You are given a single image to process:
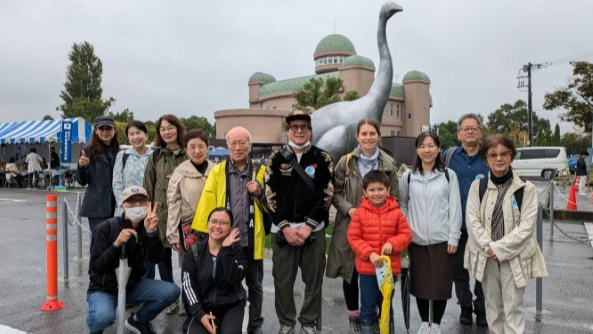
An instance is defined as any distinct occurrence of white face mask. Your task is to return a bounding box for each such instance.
[125,206,148,223]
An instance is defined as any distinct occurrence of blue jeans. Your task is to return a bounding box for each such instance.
[359,274,396,323]
[143,260,156,279]
[86,278,180,333]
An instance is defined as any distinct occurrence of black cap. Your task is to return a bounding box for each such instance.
[94,115,115,128]
[286,110,311,124]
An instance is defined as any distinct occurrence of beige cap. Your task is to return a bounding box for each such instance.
[121,186,149,203]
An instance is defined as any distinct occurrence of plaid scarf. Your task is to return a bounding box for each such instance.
[491,178,513,242]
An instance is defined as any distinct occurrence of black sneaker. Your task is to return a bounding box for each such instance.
[125,312,156,334]
[475,310,488,327]
[459,306,473,325]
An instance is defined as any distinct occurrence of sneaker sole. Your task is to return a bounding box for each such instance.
[124,320,141,334]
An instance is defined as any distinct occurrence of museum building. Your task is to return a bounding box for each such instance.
[214,34,432,143]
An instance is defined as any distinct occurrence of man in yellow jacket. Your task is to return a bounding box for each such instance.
[191,126,267,334]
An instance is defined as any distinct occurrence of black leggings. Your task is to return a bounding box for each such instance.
[343,269,359,311]
[158,247,174,283]
[188,301,246,334]
[416,298,447,324]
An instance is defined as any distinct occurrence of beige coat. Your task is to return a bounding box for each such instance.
[166,160,214,246]
[464,172,548,289]
[326,148,399,283]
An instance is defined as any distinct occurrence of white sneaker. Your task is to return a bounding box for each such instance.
[430,324,441,334]
[416,322,430,334]
[579,192,587,196]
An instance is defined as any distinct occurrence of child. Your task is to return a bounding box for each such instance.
[347,170,413,333]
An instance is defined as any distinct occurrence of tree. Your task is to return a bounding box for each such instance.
[432,121,458,149]
[42,115,54,121]
[486,100,551,146]
[180,116,215,138]
[552,124,561,146]
[56,41,114,123]
[543,61,593,131]
[109,108,134,123]
[294,77,343,112]
[561,132,590,154]
[344,91,360,101]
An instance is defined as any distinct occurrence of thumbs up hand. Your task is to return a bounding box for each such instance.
[79,150,89,167]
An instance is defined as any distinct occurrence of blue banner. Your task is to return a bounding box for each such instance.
[61,120,72,162]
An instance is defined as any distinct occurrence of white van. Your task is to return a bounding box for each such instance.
[511,146,568,179]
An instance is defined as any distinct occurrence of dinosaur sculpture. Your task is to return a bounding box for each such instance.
[311,2,402,162]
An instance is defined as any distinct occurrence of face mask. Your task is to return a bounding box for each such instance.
[125,206,148,223]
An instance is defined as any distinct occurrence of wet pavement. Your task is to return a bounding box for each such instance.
[0,180,592,334]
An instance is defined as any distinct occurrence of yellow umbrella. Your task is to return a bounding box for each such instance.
[375,255,395,334]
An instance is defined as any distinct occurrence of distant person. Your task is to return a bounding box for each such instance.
[50,147,61,186]
[465,135,547,333]
[78,115,119,234]
[6,157,24,187]
[182,207,247,334]
[25,147,43,189]
[327,118,399,332]
[443,113,489,327]
[143,114,187,314]
[85,186,180,334]
[576,151,589,195]
[400,131,462,334]
[112,120,153,217]
[347,170,412,333]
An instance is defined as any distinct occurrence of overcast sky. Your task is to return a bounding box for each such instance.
[1,0,591,134]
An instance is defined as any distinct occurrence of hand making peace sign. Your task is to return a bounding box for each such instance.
[144,202,159,233]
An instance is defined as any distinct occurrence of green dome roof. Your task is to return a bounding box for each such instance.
[314,34,356,55]
[248,72,276,84]
[402,70,430,83]
[390,83,405,99]
[259,72,340,97]
[343,55,375,69]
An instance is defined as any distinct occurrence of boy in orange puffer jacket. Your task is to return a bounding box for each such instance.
[347,170,413,333]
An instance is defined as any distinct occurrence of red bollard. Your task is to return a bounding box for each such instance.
[40,194,64,311]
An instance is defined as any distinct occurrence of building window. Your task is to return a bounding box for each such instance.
[396,104,400,118]
[408,113,411,120]
[391,130,395,136]
[390,102,394,116]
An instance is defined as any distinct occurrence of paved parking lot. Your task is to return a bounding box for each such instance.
[0,182,592,333]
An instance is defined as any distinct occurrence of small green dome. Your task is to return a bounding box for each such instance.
[343,55,375,69]
[314,34,356,55]
[390,83,405,99]
[248,72,276,84]
[402,70,430,83]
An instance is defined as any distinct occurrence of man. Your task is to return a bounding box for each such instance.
[50,147,61,186]
[265,110,334,334]
[86,186,180,334]
[445,113,489,327]
[25,147,43,189]
[576,151,589,195]
[191,126,266,334]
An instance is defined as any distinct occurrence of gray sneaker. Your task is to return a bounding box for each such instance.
[278,324,294,334]
[164,302,178,315]
[300,325,317,334]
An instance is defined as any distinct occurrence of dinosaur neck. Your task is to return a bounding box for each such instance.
[365,13,393,121]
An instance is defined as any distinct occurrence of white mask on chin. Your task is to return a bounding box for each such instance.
[125,206,148,223]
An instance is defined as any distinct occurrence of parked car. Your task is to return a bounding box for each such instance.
[511,146,568,180]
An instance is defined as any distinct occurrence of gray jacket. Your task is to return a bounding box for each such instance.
[399,168,462,246]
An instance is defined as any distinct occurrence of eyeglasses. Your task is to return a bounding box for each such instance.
[487,151,511,160]
[228,141,249,148]
[97,126,114,132]
[208,219,231,227]
[459,127,480,133]
[288,124,310,132]
[159,126,176,133]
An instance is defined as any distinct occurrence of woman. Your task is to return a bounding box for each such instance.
[143,114,187,313]
[465,135,547,334]
[399,132,462,334]
[167,129,214,325]
[113,120,153,216]
[25,148,43,188]
[6,157,25,187]
[182,207,247,334]
[78,115,119,233]
[326,118,399,332]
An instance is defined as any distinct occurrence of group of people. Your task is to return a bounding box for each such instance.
[3,146,61,188]
[83,111,547,334]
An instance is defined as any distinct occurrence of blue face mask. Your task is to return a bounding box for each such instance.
[125,206,148,223]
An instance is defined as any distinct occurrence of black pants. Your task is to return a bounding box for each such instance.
[416,298,447,324]
[187,300,246,334]
[343,268,359,311]
[245,251,264,331]
[157,247,174,283]
[454,230,485,312]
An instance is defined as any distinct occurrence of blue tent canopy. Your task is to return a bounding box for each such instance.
[208,147,229,158]
[0,117,92,144]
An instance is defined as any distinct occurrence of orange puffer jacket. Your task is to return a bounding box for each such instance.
[347,196,412,276]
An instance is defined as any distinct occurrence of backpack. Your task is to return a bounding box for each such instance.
[123,148,159,170]
[444,147,457,167]
[89,217,122,254]
[406,168,450,185]
[478,177,524,212]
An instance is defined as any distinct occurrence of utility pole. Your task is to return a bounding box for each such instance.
[517,62,544,146]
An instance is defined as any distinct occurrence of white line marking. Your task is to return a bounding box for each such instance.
[584,222,593,248]
[0,324,28,333]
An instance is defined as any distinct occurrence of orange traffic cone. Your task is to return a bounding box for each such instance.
[567,183,578,210]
